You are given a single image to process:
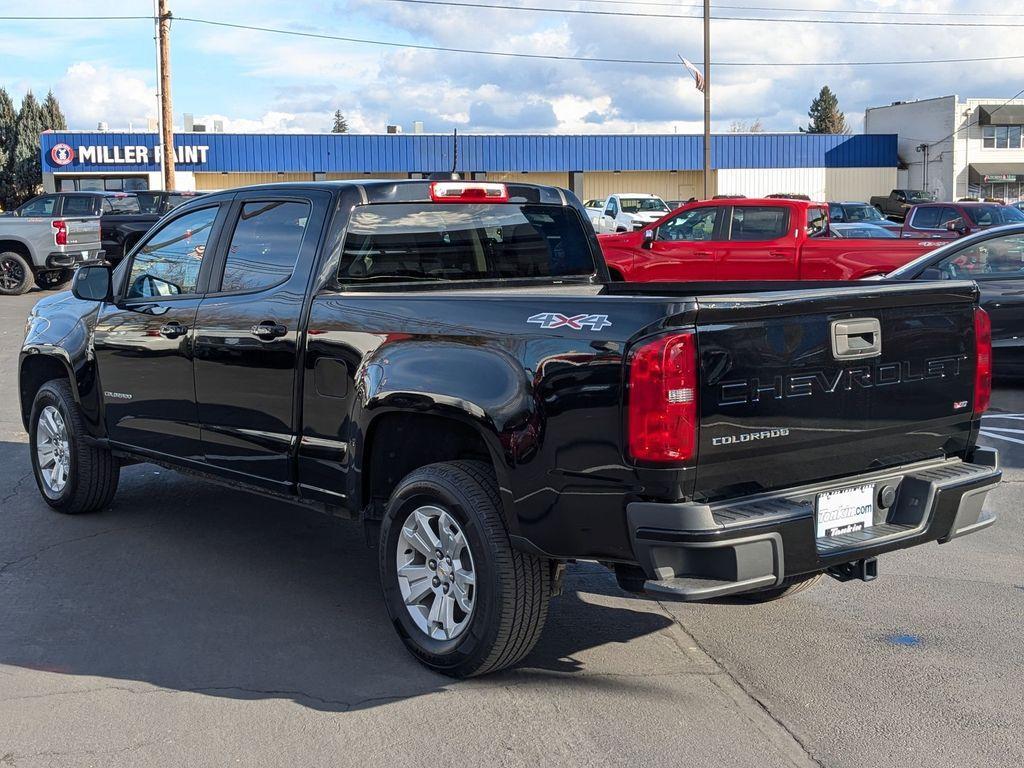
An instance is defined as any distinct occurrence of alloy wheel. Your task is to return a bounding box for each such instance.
[36,405,71,494]
[395,504,476,641]
[0,256,26,291]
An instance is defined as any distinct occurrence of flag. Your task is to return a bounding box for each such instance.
[679,56,705,93]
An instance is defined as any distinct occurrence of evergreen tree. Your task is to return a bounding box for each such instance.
[331,110,349,133]
[40,90,67,131]
[0,88,16,209]
[803,86,848,134]
[12,91,44,203]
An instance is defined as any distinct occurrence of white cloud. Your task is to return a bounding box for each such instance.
[55,63,155,130]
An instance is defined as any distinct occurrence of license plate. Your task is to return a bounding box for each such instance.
[816,484,874,538]
[81,250,89,259]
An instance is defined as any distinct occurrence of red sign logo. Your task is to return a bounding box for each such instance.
[50,143,75,166]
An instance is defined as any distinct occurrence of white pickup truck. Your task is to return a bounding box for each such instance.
[593,193,672,233]
[0,213,103,295]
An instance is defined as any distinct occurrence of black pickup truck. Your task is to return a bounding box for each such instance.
[19,180,1000,677]
[100,190,203,263]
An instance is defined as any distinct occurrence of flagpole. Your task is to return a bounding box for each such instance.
[703,0,711,199]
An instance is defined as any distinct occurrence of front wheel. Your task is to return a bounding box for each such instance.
[0,251,32,295]
[379,461,552,677]
[29,379,120,514]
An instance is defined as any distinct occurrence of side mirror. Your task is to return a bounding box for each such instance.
[920,267,944,280]
[946,218,968,235]
[71,264,113,302]
[642,228,655,248]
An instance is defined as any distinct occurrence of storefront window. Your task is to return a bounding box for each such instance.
[54,176,150,192]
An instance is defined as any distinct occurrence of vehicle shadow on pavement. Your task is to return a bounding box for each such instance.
[0,440,673,712]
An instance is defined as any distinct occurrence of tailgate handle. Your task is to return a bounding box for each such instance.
[831,318,881,360]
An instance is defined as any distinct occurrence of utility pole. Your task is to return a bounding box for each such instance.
[157,0,175,190]
[702,0,711,199]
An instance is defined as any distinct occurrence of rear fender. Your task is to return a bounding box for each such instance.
[352,341,536,535]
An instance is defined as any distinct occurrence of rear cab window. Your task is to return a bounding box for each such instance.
[729,206,789,240]
[337,203,596,285]
[61,195,98,217]
[102,195,142,215]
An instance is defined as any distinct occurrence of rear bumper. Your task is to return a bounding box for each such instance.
[627,448,1001,601]
[46,249,105,269]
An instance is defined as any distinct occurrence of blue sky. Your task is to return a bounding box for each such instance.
[1,0,1021,134]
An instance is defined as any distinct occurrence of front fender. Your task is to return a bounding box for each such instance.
[19,293,105,436]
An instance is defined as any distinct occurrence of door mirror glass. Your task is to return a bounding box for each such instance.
[71,265,113,302]
[642,228,655,248]
[946,218,966,234]
[920,267,944,280]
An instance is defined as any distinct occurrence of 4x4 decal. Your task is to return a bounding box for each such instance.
[527,312,612,331]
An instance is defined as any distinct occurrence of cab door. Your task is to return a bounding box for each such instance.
[633,205,724,281]
[92,202,230,460]
[192,189,330,489]
[717,204,799,280]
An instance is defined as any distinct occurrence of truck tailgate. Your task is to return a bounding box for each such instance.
[693,281,979,501]
[62,217,101,247]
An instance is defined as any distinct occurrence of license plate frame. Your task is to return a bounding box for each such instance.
[816,483,875,538]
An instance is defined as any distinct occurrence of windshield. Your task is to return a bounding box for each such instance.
[964,205,1024,227]
[339,203,597,284]
[906,191,935,203]
[619,197,669,214]
[843,204,885,222]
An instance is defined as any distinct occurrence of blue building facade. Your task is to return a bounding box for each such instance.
[38,131,899,201]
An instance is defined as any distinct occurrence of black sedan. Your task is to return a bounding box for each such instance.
[885,224,1024,376]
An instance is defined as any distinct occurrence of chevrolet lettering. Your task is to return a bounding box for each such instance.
[18,180,1000,678]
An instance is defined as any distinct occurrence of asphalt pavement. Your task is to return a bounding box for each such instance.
[1,287,1021,768]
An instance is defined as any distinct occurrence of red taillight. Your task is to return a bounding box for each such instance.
[52,220,68,246]
[429,181,509,203]
[627,332,699,463]
[974,307,992,416]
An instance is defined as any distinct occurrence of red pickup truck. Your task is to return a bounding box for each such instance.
[600,198,944,281]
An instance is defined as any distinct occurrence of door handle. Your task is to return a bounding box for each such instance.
[250,321,288,340]
[694,251,713,257]
[159,321,188,339]
[768,250,788,258]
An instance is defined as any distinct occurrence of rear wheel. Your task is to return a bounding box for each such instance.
[379,461,552,677]
[738,573,823,603]
[0,251,32,295]
[29,379,120,514]
[35,268,72,290]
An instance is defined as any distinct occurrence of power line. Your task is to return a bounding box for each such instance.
[4,14,1024,68]
[377,0,1024,27]
[553,0,1024,18]
[925,85,1024,149]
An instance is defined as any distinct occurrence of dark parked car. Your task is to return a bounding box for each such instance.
[901,201,1024,240]
[100,190,203,264]
[134,190,204,215]
[869,189,936,220]
[11,190,138,218]
[19,179,999,677]
[886,224,1024,376]
[827,201,902,234]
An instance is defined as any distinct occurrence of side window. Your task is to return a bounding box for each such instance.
[938,207,962,227]
[62,196,97,217]
[806,207,828,237]
[932,234,1024,279]
[911,207,941,229]
[658,207,719,242]
[18,195,57,217]
[219,200,311,293]
[126,207,218,299]
[730,206,789,241]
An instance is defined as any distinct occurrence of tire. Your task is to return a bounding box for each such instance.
[35,268,72,290]
[0,251,33,296]
[379,461,552,677]
[738,573,823,603]
[29,379,120,514]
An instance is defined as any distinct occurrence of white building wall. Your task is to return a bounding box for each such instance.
[716,167,827,201]
[865,96,957,200]
[824,167,898,201]
[958,97,1024,201]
